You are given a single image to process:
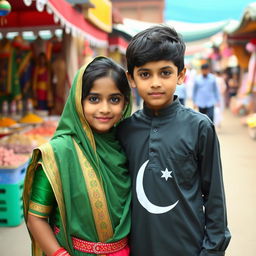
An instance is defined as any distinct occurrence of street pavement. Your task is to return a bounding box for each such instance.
[0,108,255,255]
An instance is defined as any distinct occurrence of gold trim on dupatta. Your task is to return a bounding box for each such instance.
[23,150,44,256]
[23,143,71,256]
[39,143,71,253]
[73,139,114,242]
[75,65,96,152]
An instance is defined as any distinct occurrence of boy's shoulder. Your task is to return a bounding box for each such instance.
[118,109,143,130]
[177,106,215,132]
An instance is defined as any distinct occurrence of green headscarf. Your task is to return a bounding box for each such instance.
[23,56,132,256]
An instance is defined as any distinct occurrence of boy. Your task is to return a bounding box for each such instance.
[117,25,231,256]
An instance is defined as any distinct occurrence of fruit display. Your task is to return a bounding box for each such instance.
[25,120,57,137]
[0,147,28,168]
[0,133,47,154]
[0,118,59,168]
[0,117,17,127]
[19,113,43,124]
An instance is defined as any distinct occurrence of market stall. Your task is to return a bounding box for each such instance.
[0,0,110,115]
[225,2,256,139]
[0,0,116,227]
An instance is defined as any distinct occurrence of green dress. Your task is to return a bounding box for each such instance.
[23,57,132,256]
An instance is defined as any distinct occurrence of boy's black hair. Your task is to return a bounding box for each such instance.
[82,56,131,102]
[126,25,186,78]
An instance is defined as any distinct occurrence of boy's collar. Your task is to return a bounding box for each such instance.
[143,96,180,117]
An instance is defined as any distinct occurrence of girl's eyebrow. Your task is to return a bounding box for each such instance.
[88,92,99,96]
[110,93,122,96]
[88,92,122,96]
[137,68,149,72]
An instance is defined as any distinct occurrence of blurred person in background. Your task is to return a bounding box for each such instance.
[174,82,187,105]
[192,63,220,122]
[214,70,227,129]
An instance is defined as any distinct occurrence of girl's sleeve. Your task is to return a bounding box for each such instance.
[28,165,55,218]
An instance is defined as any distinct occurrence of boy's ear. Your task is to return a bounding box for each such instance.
[177,67,186,85]
[126,71,137,88]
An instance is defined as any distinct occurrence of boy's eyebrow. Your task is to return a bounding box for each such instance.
[160,66,174,70]
[137,66,174,72]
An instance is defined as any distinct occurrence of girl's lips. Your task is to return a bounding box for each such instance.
[96,117,112,122]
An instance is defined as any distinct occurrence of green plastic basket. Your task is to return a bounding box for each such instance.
[0,179,24,226]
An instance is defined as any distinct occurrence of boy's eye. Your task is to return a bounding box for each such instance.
[161,70,171,77]
[139,72,150,79]
[88,96,99,103]
[110,96,121,104]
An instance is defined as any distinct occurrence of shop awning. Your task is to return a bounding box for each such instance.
[114,18,229,43]
[1,0,108,47]
[108,33,128,54]
[226,2,256,44]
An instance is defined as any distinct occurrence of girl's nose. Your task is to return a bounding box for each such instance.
[99,101,110,113]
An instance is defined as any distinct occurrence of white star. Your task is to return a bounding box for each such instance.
[161,168,173,181]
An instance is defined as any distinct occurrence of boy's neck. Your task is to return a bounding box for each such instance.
[144,100,175,117]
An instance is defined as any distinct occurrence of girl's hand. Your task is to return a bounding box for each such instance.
[51,247,71,256]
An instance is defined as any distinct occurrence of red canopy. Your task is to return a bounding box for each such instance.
[1,0,108,47]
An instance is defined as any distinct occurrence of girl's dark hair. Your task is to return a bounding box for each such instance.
[82,56,130,102]
[126,25,186,77]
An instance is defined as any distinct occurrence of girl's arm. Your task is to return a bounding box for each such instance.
[27,214,61,256]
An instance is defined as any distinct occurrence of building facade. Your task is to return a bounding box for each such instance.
[111,0,165,23]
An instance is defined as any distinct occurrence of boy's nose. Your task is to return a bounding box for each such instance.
[151,78,161,88]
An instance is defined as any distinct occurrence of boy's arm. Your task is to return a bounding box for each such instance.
[199,123,231,256]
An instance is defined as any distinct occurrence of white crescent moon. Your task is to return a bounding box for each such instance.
[136,160,179,214]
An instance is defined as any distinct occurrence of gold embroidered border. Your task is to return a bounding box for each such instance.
[28,211,48,219]
[23,150,50,256]
[29,201,52,216]
[73,139,113,242]
[75,65,96,151]
[39,143,71,252]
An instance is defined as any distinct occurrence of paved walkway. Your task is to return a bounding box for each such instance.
[218,110,256,256]
[0,109,256,255]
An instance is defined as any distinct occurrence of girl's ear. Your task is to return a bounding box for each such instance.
[126,71,137,88]
[177,67,186,85]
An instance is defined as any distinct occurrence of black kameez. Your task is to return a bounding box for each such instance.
[117,97,231,256]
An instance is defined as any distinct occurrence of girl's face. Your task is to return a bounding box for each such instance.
[82,76,125,133]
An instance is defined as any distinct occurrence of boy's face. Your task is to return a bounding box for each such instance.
[127,60,186,111]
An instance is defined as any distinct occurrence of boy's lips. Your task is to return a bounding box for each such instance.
[148,92,165,97]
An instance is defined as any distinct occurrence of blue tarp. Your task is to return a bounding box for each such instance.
[165,0,254,23]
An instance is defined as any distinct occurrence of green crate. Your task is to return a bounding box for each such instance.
[0,179,24,226]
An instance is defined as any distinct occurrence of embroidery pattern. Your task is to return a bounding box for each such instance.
[29,201,52,216]
[73,139,113,242]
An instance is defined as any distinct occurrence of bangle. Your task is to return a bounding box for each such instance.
[51,248,70,256]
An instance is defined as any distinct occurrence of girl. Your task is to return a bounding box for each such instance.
[23,56,132,256]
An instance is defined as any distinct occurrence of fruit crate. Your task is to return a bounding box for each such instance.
[0,179,24,226]
[0,160,29,184]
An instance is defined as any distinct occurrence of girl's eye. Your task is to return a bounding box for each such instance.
[110,96,121,104]
[139,72,150,79]
[88,96,99,103]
